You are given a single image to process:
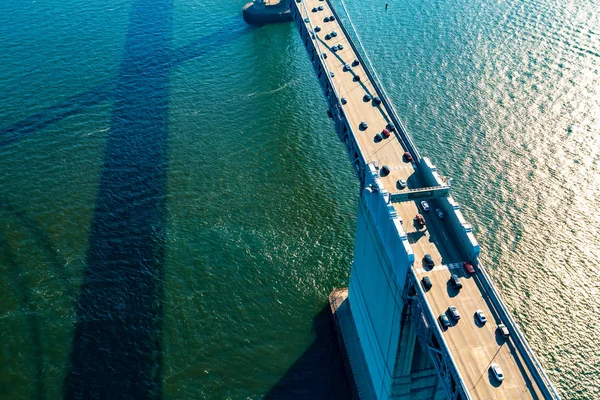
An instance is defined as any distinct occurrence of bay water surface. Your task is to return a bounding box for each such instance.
[0,0,598,398]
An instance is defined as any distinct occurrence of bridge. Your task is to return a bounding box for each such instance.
[245,0,560,398]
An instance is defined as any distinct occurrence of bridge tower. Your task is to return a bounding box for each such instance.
[331,165,446,399]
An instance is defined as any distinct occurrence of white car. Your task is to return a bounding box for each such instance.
[397,179,407,189]
[475,310,487,324]
[435,208,445,219]
[490,363,504,382]
[420,201,430,212]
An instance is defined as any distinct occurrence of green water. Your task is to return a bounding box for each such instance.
[0,0,598,398]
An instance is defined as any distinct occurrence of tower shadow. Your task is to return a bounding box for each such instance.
[264,306,352,400]
[63,0,173,398]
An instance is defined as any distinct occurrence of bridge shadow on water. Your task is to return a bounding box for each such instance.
[264,306,352,400]
[63,0,174,397]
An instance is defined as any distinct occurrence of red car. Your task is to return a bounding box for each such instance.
[382,129,390,138]
[463,261,475,275]
[404,151,413,162]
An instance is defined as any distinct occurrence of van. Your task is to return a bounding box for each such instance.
[497,324,510,338]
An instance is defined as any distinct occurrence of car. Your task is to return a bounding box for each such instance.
[463,261,475,275]
[439,313,451,329]
[314,26,321,32]
[325,33,331,40]
[450,273,462,289]
[341,97,347,105]
[352,59,360,66]
[373,96,382,105]
[332,45,338,51]
[435,208,445,219]
[331,30,338,37]
[312,7,318,12]
[343,64,351,71]
[415,214,425,225]
[424,254,434,268]
[304,17,310,23]
[337,43,344,50]
[403,151,413,162]
[387,122,396,131]
[497,324,510,338]
[490,363,504,382]
[422,276,432,290]
[353,74,361,82]
[329,71,335,77]
[448,305,460,320]
[363,93,372,102]
[381,129,390,138]
[323,16,330,22]
[329,15,335,20]
[380,165,390,175]
[397,179,406,189]
[322,53,328,59]
[318,5,324,10]
[475,310,487,324]
[420,201,430,212]
[374,133,383,142]
[359,121,368,130]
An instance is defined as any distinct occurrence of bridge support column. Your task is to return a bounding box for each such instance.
[391,305,445,399]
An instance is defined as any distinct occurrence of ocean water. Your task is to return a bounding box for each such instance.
[0,0,598,398]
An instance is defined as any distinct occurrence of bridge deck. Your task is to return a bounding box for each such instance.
[295,0,546,398]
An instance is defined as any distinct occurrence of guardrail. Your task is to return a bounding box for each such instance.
[476,261,561,399]
[327,0,422,163]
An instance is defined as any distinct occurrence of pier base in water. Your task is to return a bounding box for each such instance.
[243,0,292,25]
[330,288,377,399]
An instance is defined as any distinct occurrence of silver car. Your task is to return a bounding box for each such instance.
[435,208,445,219]
[420,201,430,212]
[490,363,504,382]
[448,305,460,320]
[475,310,487,324]
[397,179,407,189]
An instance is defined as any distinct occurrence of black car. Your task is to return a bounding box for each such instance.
[373,96,382,105]
[380,165,390,175]
[439,313,451,329]
[353,74,361,82]
[352,59,360,67]
[424,254,434,268]
[450,274,462,289]
[363,93,372,102]
[422,276,432,290]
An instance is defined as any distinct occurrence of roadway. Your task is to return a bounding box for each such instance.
[295,0,545,398]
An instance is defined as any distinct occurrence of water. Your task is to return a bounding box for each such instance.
[0,0,598,398]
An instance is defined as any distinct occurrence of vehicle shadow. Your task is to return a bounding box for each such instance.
[446,279,460,298]
[488,368,502,388]
[406,230,426,245]
[264,306,352,400]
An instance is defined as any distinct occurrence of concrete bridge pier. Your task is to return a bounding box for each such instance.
[330,166,446,399]
[243,0,292,25]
